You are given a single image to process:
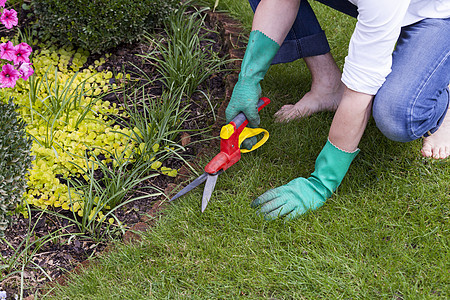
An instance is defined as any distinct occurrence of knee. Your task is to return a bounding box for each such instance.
[372,89,413,142]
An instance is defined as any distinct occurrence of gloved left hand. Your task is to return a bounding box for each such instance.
[251,139,359,220]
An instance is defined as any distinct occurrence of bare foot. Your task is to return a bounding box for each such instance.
[421,107,450,159]
[274,53,344,122]
[274,82,344,122]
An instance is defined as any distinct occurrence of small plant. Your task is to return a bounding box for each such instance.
[27,67,100,148]
[6,40,140,221]
[0,98,33,236]
[119,85,189,162]
[141,4,230,98]
[40,68,94,122]
[54,146,164,238]
[32,0,179,53]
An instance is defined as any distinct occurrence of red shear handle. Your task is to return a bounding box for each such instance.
[204,97,270,174]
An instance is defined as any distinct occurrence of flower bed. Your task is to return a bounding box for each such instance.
[0,3,235,298]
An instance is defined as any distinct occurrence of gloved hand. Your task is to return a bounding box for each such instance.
[226,30,279,150]
[251,139,359,220]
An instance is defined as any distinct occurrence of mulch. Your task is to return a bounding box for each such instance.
[0,7,247,300]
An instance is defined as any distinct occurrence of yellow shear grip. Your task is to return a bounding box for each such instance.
[238,127,269,153]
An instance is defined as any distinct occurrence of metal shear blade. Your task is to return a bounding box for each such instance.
[201,173,219,212]
[169,170,223,212]
[169,172,208,202]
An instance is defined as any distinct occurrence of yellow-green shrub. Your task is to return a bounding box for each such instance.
[1,39,177,222]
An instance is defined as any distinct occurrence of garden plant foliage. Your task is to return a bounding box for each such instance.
[141,5,228,99]
[1,1,217,239]
[0,0,34,237]
[32,0,179,53]
[0,35,177,233]
[0,99,32,236]
[0,0,232,295]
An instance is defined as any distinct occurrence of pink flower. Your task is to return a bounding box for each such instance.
[12,42,32,64]
[17,42,32,54]
[0,63,20,88]
[0,41,15,61]
[17,62,34,81]
[0,0,7,8]
[0,9,18,29]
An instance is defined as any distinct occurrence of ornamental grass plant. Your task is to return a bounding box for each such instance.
[1,205,78,300]
[118,84,190,166]
[141,3,231,99]
[43,145,164,239]
[27,68,100,149]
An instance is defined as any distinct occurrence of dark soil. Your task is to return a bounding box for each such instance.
[0,7,237,299]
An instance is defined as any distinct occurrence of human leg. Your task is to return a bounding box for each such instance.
[248,0,331,63]
[226,0,302,149]
[274,52,344,121]
[372,18,450,159]
[250,0,301,45]
[254,0,358,121]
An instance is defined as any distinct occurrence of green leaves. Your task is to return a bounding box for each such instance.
[140,5,231,99]
[0,99,33,236]
[58,145,163,238]
[32,0,179,53]
[1,205,78,298]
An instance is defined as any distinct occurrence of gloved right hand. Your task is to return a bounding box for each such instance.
[251,139,359,220]
[225,30,280,150]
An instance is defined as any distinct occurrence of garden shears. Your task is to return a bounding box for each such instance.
[170,97,271,212]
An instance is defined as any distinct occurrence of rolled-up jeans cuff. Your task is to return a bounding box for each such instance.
[272,30,330,65]
[422,88,450,138]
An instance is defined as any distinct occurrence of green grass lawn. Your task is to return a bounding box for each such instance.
[47,1,449,299]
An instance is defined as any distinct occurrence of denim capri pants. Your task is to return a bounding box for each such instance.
[248,0,450,142]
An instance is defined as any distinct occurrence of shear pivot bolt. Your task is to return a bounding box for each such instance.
[220,124,235,139]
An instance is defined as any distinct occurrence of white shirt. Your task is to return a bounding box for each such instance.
[342,0,450,95]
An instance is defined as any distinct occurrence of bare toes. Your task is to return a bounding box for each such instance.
[274,111,287,122]
[274,106,290,116]
[275,112,293,123]
[439,146,449,159]
[433,150,440,159]
[275,104,294,114]
[421,143,433,158]
[274,106,294,122]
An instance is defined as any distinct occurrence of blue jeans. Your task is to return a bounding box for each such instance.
[248,0,450,141]
[373,18,450,141]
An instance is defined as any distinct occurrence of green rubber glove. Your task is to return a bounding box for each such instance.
[226,30,279,150]
[251,140,359,220]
